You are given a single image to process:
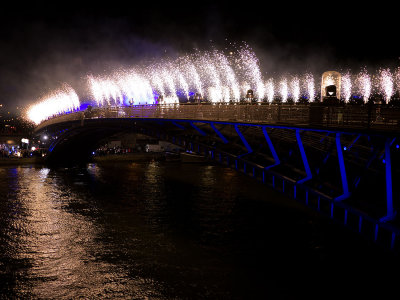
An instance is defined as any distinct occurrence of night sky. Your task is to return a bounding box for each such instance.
[1,2,399,111]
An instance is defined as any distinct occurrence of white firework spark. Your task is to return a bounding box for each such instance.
[394,67,400,94]
[304,73,315,102]
[26,85,80,124]
[341,72,352,102]
[214,50,240,102]
[279,78,288,102]
[357,69,371,103]
[265,78,274,102]
[238,45,265,100]
[379,68,393,104]
[291,76,300,102]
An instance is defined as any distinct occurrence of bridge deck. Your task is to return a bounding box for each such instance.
[35,104,400,135]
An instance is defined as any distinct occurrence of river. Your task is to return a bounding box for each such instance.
[0,161,399,299]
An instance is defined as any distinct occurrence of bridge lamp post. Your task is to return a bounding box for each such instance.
[321,71,341,104]
[194,93,202,104]
[157,94,164,105]
[245,89,254,103]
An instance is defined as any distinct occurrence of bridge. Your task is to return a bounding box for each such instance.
[34,103,400,251]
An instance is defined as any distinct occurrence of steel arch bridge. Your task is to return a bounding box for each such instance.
[34,103,400,251]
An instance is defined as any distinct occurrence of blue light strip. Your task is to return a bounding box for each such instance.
[234,125,252,157]
[296,129,312,184]
[262,126,280,169]
[347,134,360,151]
[335,133,350,201]
[210,122,228,143]
[380,138,395,222]
[171,121,185,130]
[190,122,207,136]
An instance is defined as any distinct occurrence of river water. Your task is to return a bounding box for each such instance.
[1,161,400,299]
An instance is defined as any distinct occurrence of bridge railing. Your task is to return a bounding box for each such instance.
[35,103,400,133]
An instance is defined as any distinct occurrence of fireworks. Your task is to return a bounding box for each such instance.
[304,73,315,101]
[357,69,371,103]
[214,50,240,101]
[238,45,265,100]
[199,52,223,103]
[265,78,274,102]
[26,85,80,124]
[290,76,300,102]
[279,78,288,102]
[379,68,394,104]
[341,72,352,102]
[25,42,400,125]
[394,67,400,94]
[89,71,154,106]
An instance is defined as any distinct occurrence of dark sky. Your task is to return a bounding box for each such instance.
[1,2,399,111]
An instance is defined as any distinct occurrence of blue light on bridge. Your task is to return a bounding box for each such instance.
[153,90,160,104]
[79,102,91,111]
[122,95,131,106]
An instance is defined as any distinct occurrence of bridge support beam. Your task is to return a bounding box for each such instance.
[347,134,361,151]
[334,133,350,201]
[190,122,207,136]
[171,121,185,130]
[234,125,252,158]
[262,126,280,170]
[210,122,228,144]
[296,129,312,184]
[380,138,396,222]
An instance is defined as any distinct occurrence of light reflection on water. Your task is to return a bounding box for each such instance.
[1,164,166,299]
[1,162,399,299]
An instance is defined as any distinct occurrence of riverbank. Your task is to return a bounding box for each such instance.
[0,152,197,166]
[92,152,171,163]
[0,156,45,166]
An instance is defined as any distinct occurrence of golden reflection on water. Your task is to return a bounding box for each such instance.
[1,161,284,299]
[2,160,394,299]
[4,166,163,299]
